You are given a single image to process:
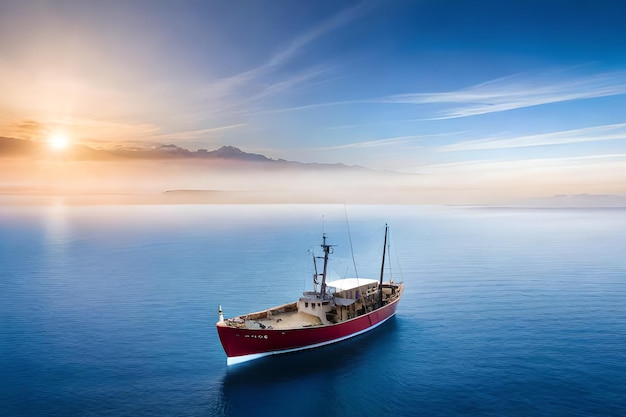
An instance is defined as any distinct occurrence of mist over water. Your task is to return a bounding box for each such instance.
[1,203,625,416]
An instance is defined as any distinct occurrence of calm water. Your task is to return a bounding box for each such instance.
[1,203,625,416]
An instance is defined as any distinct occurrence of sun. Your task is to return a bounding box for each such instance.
[48,133,70,151]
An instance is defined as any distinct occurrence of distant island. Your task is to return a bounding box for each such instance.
[514,194,626,208]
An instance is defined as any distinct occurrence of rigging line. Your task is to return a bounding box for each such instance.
[388,227,404,283]
[387,226,393,283]
[343,203,359,279]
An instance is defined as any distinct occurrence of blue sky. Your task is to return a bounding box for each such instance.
[1,0,626,200]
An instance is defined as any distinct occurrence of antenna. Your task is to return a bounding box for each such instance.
[312,250,319,292]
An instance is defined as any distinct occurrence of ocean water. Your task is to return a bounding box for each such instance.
[1,203,625,416]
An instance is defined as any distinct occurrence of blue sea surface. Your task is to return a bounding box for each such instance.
[1,203,625,416]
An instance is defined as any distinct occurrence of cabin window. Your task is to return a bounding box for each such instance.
[323,301,329,306]
[312,303,315,310]
[305,302,309,308]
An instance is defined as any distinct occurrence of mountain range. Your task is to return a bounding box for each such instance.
[0,136,366,171]
[2,137,625,207]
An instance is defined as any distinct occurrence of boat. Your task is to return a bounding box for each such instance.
[216,225,404,365]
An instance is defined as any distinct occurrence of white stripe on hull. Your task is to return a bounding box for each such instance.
[226,312,397,366]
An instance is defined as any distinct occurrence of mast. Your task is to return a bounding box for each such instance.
[319,233,332,299]
[378,224,388,307]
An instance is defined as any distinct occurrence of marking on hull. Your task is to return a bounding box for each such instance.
[226,312,397,366]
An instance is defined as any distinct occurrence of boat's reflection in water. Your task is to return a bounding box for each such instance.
[215,317,399,415]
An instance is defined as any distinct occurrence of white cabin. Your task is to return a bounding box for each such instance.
[297,278,379,325]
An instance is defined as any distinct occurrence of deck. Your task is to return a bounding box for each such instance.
[245,311,322,330]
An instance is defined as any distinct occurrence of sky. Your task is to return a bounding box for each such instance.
[1,0,626,203]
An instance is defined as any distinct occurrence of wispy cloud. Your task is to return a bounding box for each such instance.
[267,1,375,69]
[399,154,626,196]
[198,1,374,116]
[313,132,455,151]
[0,117,161,143]
[384,70,626,119]
[421,152,626,172]
[317,136,422,151]
[220,66,335,114]
[148,124,246,142]
[255,99,366,115]
[436,123,626,152]
[326,124,361,130]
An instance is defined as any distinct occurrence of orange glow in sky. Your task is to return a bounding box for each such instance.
[1,1,625,204]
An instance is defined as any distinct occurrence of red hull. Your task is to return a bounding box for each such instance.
[216,294,401,365]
